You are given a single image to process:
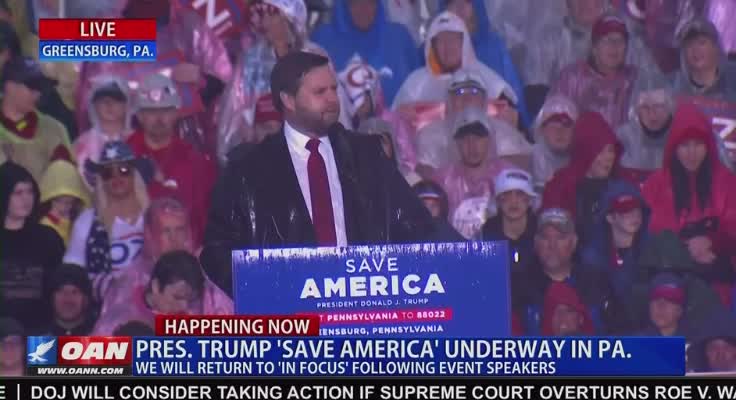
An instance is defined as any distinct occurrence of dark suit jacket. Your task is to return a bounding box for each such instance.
[200,126,457,295]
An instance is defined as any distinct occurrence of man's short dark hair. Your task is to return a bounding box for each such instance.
[151,250,205,295]
[454,121,489,139]
[270,51,330,113]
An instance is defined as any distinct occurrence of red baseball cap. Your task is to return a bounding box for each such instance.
[592,14,629,43]
[609,194,641,214]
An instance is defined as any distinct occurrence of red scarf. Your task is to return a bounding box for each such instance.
[0,111,38,139]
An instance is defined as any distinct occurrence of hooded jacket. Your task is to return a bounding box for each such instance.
[437,0,529,127]
[642,102,736,251]
[531,95,578,192]
[580,180,651,333]
[39,160,91,246]
[616,93,674,175]
[540,281,595,336]
[542,112,624,228]
[72,75,133,188]
[310,0,419,105]
[0,162,65,334]
[392,11,515,109]
[674,18,736,102]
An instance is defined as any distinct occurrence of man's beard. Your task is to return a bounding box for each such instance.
[295,106,339,135]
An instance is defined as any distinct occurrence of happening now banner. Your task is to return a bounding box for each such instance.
[232,242,511,338]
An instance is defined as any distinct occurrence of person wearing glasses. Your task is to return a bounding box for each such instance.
[63,141,151,301]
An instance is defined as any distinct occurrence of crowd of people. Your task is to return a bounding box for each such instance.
[1,0,736,375]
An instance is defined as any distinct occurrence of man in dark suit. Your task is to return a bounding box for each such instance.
[201,51,456,295]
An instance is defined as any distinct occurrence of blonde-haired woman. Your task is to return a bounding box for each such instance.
[64,141,151,301]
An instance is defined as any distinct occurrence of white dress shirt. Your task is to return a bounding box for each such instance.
[284,121,348,246]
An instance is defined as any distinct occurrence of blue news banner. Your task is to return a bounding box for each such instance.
[131,337,685,376]
[39,40,157,62]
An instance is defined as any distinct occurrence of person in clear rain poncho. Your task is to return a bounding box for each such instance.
[616,75,676,182]
[550,13,639,129]
[437,0,530,127]
[412,67,528,179]
[73,75,134,189]
[216,0,353,165]
[75,0,233,158]
[433,107,513,239]
[674,17,736,102]
[392,11,510,109]
[531,95,579,193]
[524,0,659,89]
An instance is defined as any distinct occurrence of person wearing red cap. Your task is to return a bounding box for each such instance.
[549,13,639,129]
[641,273,688,337]
[541,281,595,336]
[523,0,660,90]
[642,102,736,306]
[542,111,629,237]
[580,180,650,333]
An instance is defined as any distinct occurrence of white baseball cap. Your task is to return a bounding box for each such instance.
[494,168,536,198]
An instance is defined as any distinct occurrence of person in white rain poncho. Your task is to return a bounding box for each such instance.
[618,74,735,181]
[72,76,134,189]
[673,17,736,102]
[531,95,579,193]
[413,67,529,178]
[616,77,675,181]
[391,11,511,109]
[433,108,514,239]
[216,0,351,165]
[524,0,660,88]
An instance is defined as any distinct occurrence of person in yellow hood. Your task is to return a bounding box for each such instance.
[39,160,91,246]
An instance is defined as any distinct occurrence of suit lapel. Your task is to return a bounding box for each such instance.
[263,133,316,245]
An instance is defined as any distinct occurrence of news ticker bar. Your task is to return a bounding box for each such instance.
[38,41,156,62]
[0,378,735,400]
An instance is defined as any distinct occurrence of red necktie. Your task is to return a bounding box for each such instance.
[306,139,337,245]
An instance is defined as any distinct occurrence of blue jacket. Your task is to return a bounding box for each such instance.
[311,0,420,105]
[580,180,651,333]
[437,0,530,128]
